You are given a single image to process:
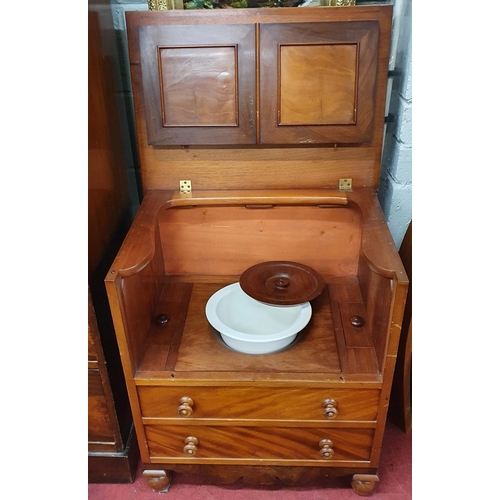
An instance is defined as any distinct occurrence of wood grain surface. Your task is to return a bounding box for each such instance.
[145,425,374,463]
[103,7,410,491]
[138,385,380,422]
[125,6,392,191]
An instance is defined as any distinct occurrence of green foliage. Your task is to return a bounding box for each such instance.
[184,0,256,7]
[184,0,214,8]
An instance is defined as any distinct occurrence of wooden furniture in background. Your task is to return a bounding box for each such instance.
[389,220,412,433]
[88,3,139,483]
[106,6,408,496]
[88,291,139,482]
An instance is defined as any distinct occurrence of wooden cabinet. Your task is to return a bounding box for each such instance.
[135,9,385,146]
[88,292,139,482]
[106,6,406,496]
[88,3,139,483]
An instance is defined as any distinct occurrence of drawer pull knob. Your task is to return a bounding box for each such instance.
[183,436,199,456]
[178,397,194,417]
[319,439,334,459]
[350,315,364,327]
[323,398,338,419]
[156,314,170,325]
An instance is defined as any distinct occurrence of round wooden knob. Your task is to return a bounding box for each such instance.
[350,315,364,327]
[323,398,338,419]
[319,439,334,459]
[156,314,170,325]
[274,277,290,288]
[177,397,194,417]
[183,436,199,456]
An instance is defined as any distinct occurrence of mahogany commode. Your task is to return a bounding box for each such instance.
[105,5,408,496]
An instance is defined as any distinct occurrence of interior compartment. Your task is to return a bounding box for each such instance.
[106,190,402,384]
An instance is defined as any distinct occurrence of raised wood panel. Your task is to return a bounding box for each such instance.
[144,425,374,462]
[260,21,379,144]
[139,23,256,145]
[138,386,380,421]
[280,43,357,126]
[160,46,238,127]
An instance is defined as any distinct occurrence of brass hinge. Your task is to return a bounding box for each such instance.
[179,180,192,194]
[339,178,353,192]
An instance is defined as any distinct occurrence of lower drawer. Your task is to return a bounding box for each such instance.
[144,425,374,462]
[88,369,114,444]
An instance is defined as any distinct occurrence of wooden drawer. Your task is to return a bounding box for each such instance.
[138,386,380,422]
[88,369,114,444]
[145,425,374,462]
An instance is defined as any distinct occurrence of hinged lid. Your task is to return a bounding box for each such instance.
[125,6,393,192]
[239,261,325,306]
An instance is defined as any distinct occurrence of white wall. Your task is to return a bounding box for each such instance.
[378,0,412,248]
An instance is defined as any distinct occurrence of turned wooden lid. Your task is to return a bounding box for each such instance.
[239,261,324,306]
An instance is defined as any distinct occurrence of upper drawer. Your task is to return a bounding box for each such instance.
[138,386,380,422]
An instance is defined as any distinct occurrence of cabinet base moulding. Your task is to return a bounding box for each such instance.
[88,427,140,484]
[143,464,379,493]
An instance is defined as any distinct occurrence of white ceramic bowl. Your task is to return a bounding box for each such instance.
[205,283,312,354]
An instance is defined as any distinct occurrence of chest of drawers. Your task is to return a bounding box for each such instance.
[105,5,408,496]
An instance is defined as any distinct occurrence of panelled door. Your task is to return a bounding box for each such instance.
[259,21,379,145]
[139,23,256,145]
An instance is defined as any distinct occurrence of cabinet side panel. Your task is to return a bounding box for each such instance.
[357,258,393,370]
[117,228,165,373]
